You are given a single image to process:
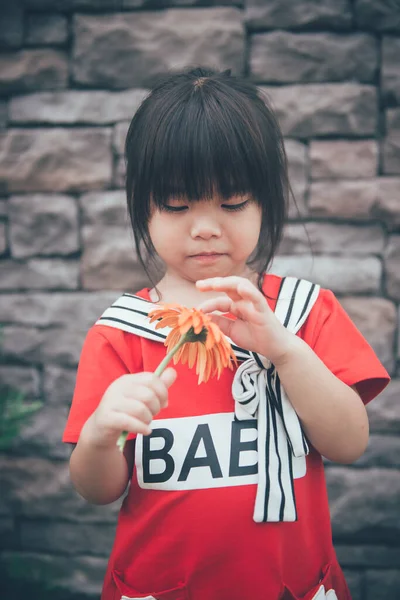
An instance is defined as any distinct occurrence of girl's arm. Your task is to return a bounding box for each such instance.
[69,369,176,504]
[197,277,369,464]
[273,335,368,463]
[69,418,133,505]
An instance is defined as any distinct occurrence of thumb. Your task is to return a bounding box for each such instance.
[159,367,177,388]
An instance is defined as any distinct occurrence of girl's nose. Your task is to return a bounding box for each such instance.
[190,215,222,240]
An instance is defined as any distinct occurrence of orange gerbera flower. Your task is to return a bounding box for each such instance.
[148,304,237,384]
[117,303,237,451]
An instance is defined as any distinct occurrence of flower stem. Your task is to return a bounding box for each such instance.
[154,335,186,376]
[116,335,188,452]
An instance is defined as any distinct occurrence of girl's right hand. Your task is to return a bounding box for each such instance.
[83,368,177,449]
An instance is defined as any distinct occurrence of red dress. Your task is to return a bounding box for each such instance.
[63,274,390,600]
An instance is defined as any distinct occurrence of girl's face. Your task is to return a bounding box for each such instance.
[148,194,262,283]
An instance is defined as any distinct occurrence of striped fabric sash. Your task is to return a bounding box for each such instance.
[96,276,320,522]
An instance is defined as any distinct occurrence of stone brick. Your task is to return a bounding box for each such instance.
[279,223,384,255]
[113,120,130,155]
[0,258,79,290]
[0,50,68,95]
[41,329,87,367]
[8,194,79,258]
[262,84,377,138]
[0,3,23,49]
[25,13,69,46]
[342,570,362,600]
[0,221,7,255]
[10,89,148,125]
[15,404,71,460]
[43,365,77,406]
[0,326,87,367]
[0,456,122,522]
[383,109,400,174]
[367,379,400,433]
[309,178,400,227]
[122,0,244,5]
[285,139,308,217]
[80,190,127,227]
[370,178,400,228]
[355,0,400,32]
[340,297,397,373]
[310,141,378,179]
[250,32,377,83]
[398,307,400,362]
[382,37,400,105]
[0,327,46,366]
[25,0,124,7]
[327,467,400,543]
[354,435,400,468]
[113,154,126,189]
[20,520,115,556]
[80,190,150,290]
[384,235,400,300]
[0,129,112,193]
[0,101,7,128]
[0,551,106,596]
[82,226,150,291]
[0,197,7,217]
[365,570,400,600]
[386,108,400,133]
[271,255,381,295]
[0,292,119,328]
[0,517,14,551]
[336,544,400,568]
[0,366,40,399]
[72,10,244,89]
[245,0,352,31]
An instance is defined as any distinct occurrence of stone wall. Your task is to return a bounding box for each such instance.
[0,1,399,598]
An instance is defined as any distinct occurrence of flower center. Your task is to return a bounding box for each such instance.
[184,326,208,344]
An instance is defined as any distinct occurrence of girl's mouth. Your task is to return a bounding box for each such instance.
[190,253,225,263]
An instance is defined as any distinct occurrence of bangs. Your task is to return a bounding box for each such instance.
[126,79,281,210]
[143,96,266,206]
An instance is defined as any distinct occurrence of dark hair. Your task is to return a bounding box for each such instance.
[125,67,289,291]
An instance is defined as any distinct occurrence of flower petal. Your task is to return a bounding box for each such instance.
[188,342,198,369]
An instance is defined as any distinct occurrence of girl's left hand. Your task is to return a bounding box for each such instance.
[196,276,295,365]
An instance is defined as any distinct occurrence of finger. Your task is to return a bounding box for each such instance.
[197,276,256,302]
[196,276,242,300]
[126,387,162,416]
[236,280,268,313]
[197,296,233,314]
[110,412,152,437]
[122,373,169,409]
[127,400,154,425]
[159,367,177,389]
[231,300,263,323]
[197,276,242,290]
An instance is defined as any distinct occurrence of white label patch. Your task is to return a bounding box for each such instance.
[135,412,306,491]
[121,597,155,600]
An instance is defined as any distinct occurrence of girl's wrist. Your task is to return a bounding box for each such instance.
[271,334,308,369]
[80,415,119,453]
[259,328,304,368]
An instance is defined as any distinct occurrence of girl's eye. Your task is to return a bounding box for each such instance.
[161,204,188,213]
[222,200,249,212]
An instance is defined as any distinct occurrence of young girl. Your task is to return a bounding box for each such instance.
[63,68,390,600]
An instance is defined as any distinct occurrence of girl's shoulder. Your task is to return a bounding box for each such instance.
[263,272,341,340]
[83,287,154,366]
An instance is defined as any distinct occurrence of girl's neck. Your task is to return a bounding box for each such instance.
[149,267,259,307]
